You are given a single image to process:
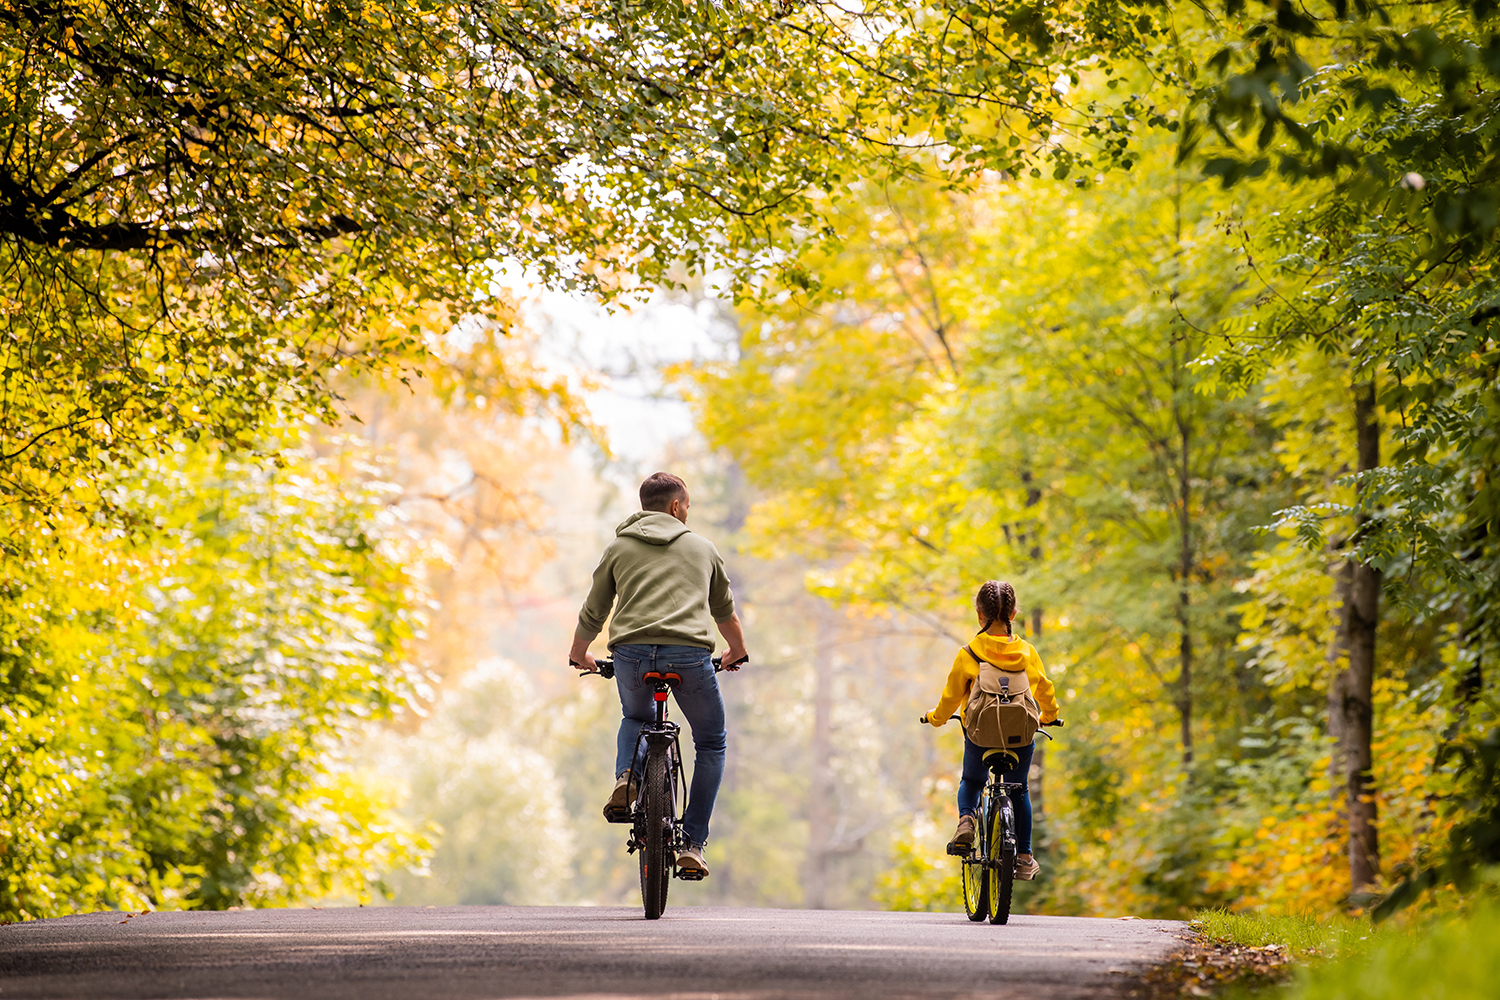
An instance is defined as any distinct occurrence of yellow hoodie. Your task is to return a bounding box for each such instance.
[925,632,1060,728]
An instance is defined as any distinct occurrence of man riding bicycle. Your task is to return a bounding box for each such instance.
[568,472,749,878]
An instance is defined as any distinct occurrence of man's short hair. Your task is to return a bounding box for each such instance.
[640,472,688,512]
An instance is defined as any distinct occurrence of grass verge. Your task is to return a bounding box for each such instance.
[1188,901,1500,1000]
[1193,910,1372,960]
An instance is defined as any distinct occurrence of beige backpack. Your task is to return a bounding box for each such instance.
[961,645,1042,750]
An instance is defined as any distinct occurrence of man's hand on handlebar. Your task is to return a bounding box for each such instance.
[719,651,749,672]
[569,650,598,674]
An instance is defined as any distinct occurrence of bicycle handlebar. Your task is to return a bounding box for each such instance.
[918,714,1066,728]
[571,655,748,679]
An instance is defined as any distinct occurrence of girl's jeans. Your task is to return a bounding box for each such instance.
[612,643,725,848]
[957,734,1035,854]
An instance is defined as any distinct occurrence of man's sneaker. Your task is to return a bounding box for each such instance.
[676,843,710,879]
[1014,853,1041,880]
[603,771,633,823]
[946,815,976,856]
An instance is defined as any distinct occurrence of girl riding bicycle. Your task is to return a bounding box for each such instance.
[924,581,1060,881]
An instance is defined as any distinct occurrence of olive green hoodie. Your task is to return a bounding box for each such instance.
[576,511,736,651]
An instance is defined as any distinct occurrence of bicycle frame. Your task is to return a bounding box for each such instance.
[965,774,1026,871]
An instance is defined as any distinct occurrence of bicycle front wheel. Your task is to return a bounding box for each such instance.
[639,750,672,919]
[987,793,1016,925]
[962,796,989,922]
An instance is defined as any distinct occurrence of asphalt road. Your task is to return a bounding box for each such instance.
[0,906,1188,1000]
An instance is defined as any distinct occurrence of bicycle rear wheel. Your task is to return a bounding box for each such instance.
[639,750,672,919]
[987,793,1016,925]
[962,796,989,922]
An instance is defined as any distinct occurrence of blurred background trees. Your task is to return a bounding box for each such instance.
[3,0,1496,926]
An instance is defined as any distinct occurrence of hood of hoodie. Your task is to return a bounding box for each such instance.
[615,510,691,546]
[969,632,1029,671]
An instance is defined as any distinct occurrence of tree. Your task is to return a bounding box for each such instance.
[1184,0,1500,896]
[379,660,574,906]
[694,130,1279,761]
[3,0,1168,512]
[0,436,428,919]
[685,127,1299,913]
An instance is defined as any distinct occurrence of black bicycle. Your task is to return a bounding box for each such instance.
[580,655,743,919]
[920,714,1062,925]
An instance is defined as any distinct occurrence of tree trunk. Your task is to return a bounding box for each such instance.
[805,611,835,909]
[1339,380,1382,893]
[1022,469,1046,828]
[1456,618,1483,711]
[1177,607,1193,769]
[1326,560,1352,790]
[1175,407,1195,771]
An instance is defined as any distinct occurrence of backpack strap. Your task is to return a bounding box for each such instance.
[963,645,983,664]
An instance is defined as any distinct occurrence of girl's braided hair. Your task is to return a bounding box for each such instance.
[975,580,1017,636]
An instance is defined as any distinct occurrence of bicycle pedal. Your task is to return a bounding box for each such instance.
[675,868,707,881]
[946,843,971,857]
[603,806,633,824]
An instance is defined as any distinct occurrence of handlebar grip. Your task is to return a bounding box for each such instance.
[919,713,962,725]
[1041,719,1064,727]
[572,659,615,679]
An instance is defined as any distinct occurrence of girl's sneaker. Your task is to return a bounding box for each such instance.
[946,815,976,855]
[1014,854,1040,880]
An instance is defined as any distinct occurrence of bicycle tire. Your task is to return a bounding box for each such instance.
[988,792,1016,925]
[640,750,672,919]
[962,793,990,921]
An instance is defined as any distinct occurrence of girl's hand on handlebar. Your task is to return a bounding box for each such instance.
[1041,719,1065,727]
[919,713,962,725]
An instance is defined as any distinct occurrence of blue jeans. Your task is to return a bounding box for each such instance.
[612,644,726,847]
[957,735,1034,854]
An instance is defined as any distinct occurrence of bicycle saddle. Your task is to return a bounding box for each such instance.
[642,671,683,700]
